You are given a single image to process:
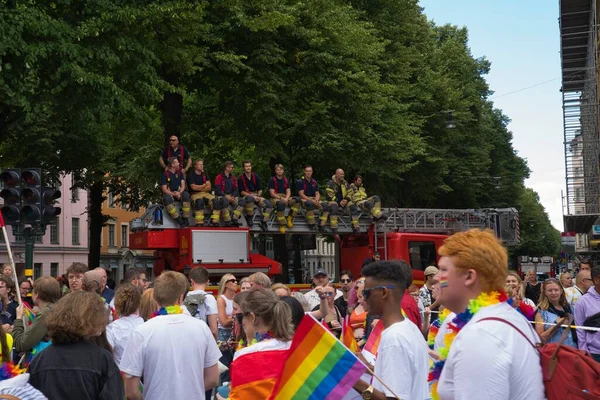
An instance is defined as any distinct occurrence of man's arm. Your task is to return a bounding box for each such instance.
[13,307,47,353]
[204,363,219,390]
[184,158,192,174]
[214,176,224,196]
[353,378,393,400]
[161,184,173,196]
[207,314,218,341]
[159,156,166,169]
[124,376,143,400]
[574,300,588,351]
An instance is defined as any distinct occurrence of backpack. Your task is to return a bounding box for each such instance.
[480,316,600,400]
[183,292,207,321]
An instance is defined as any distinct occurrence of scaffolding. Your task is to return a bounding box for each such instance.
[561,0,600,233]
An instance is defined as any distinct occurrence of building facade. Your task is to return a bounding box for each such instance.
[0,174,89,278]
[302,236,336,278]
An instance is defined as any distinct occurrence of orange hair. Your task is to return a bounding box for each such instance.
[438,229,507,292]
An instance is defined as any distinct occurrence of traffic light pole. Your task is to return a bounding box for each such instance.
[23,227,35,272]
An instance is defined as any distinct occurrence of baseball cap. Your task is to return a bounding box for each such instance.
[424,266,439,277]
[313,268,328,278]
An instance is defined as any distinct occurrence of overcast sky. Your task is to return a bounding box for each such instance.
[420,0,564,230]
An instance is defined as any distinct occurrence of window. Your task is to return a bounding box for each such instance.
[121,225,128,248]
[72,218,80,245]
[107,192,115,208]
[408,241,437,271]
[35,235,43,244]
[34,263,42,279]
[50,217,59,244]
[50,263,58,277]
[108,224,115,247]
[15,235,24,243]
[71,187,79,202]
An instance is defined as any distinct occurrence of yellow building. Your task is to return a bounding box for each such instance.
[100,191,154,284]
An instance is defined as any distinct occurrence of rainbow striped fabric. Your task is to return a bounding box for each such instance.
[270,314,367,400]
[341,316,359,354]
[23,303,35,327]
[363,319,384,356]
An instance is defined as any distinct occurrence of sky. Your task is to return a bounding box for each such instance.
[419,0,564,230]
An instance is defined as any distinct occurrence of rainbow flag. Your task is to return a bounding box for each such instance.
[341,316,359,353]
[23,303,35,327]
[270,314,367,400]
[363,319,384,356]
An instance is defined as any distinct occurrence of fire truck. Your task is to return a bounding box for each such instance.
[129,204,520,285]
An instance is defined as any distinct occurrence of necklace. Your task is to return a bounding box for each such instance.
[507,297,535,320]
[427,309,451,349]
[428,290,507,400]
[151,305,183,319]
[236,331,275,351]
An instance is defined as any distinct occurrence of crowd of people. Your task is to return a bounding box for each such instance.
[159,135,387,233]
[0,229,598,399]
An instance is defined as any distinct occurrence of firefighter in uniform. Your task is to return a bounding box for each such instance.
[348,175,387,221]
[187,159,218,226]
[238,160,272,230]
[268,164,301,234]
[326,168,360,233]
[297,165,328,231]
[214,161,243,226]
[161,157,191,226]
[159,135,192,173]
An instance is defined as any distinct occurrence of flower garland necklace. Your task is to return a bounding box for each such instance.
[150,305,183,319]
[427,308,451,350]
[507,297,536,320]
[236,331,275,351]
[428,290,508,400]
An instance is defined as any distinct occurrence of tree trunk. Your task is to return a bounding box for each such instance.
[88,180,104,268]
[160,89,183,144]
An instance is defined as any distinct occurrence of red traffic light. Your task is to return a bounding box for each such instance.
[0,170,20,187]
[21,169,41,186]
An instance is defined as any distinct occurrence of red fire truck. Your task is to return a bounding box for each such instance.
[129,205,519,285]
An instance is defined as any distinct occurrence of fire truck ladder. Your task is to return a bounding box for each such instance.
[132,205,520,246]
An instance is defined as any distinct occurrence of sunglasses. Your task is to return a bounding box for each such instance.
[363,285,395,300]
[169,138,177,142]
[227,279,238,284]
[234,313,244,324]
[323,292,335,297]
[340,279,352,283]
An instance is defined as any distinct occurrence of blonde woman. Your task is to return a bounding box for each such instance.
[217,274,238,342]
[239,277,251,292]
[534,278,577,347]
[271,283,291,298]
[558,272,573,288]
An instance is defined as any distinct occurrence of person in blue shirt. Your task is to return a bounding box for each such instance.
[297,165,329,231]
[161,157,191,226]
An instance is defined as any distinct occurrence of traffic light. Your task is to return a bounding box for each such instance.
[20,168,42,224]
[0,169,22,225]
[41,187,61,224]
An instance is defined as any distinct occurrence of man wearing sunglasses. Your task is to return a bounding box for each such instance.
[159,135,192,174]
[353,260,429,400]
[304,268,343,310]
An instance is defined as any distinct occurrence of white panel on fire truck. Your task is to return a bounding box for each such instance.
[192,229,249,264]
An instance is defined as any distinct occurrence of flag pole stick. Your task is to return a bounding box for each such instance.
[365,367,401,400]
[0,212,22,306]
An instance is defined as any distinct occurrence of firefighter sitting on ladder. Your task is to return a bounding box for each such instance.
[161,157,191,226]
[348,174,387,221]
[297,165,328,231]
[238,160,272,230]
[214,161,243,226]
[268,164,301,234]
[187,159,218,226]
[159,135,192,173]
[325,168,360,233]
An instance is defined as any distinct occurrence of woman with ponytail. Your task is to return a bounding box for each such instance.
[106,283,143,365]
[220,289,294,400]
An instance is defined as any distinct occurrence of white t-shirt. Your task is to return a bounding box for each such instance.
[437,303,546,400]
[120,313,221,399]
[305,288,343,310]
[106,314,144,366]
[373,319,430,400]
[185,289,218,322]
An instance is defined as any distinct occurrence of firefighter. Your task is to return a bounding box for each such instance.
[160,157,191,226]
[297,165,328,231]
[238,160,272,230]
[187,159,217,226]
[348,174,387,221]
[326,168,359,233]
[159,135,192,173]
[214,161,243,226]
[268,164,301,234]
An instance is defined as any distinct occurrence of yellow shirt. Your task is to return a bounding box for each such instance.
[1,333,13,359]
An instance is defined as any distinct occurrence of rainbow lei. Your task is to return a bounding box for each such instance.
[150,305,183,319]
[507,298,536,320]
[427,309,451,349]
[0,362,26,380]
[236,331,274,351]
[428,290,508,400]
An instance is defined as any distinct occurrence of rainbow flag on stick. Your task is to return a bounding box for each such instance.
[341,316,359,354]
[270,314,367,400]
[23,303,35,327]
[363,319,384,356]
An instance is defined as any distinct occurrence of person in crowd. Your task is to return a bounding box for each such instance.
[267,164,301,233]
[120,271,220,400]
[184,267,218,340]
[337,270,353,315]
[297,165,326,231]
[0,276,17,330]
[66,262,88,293]
[231,291,251,353]
[325,168,359,233]
[161,157,191,227]
[159,135,192,173]
[505,283,536,321]
[271,283,292,298]
[419,265,440,324]
[94,268,114,303]
[430,229,545,400]
[223,289,294,399]
[238,160,272,229]
[348,174,387,222]
[214,161,242,226]
[2,265,12,278]
[347,278,367,342]
[312,283,344,334]
[524,269,542,304]
[187,158,216,226]
[106,283,143,366]
[18,277,34,308]
[408,284,430,335]
[110,267,147,308]
[280,296,305,331]
[291,292,311,312]
[239,278,251,292]
[579,260,592,273]
[304,268,342,310]
[558,271,573,288]
[352,260,430,399]
[574,266,600,363]
[535,278,577,347]
[0,322,12,362]
[28,291,124,399]
[139,288,158,321]
[13,277,61,357]
[247,272,271,289]
[217,273,237,380]
[565,269,593,308]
